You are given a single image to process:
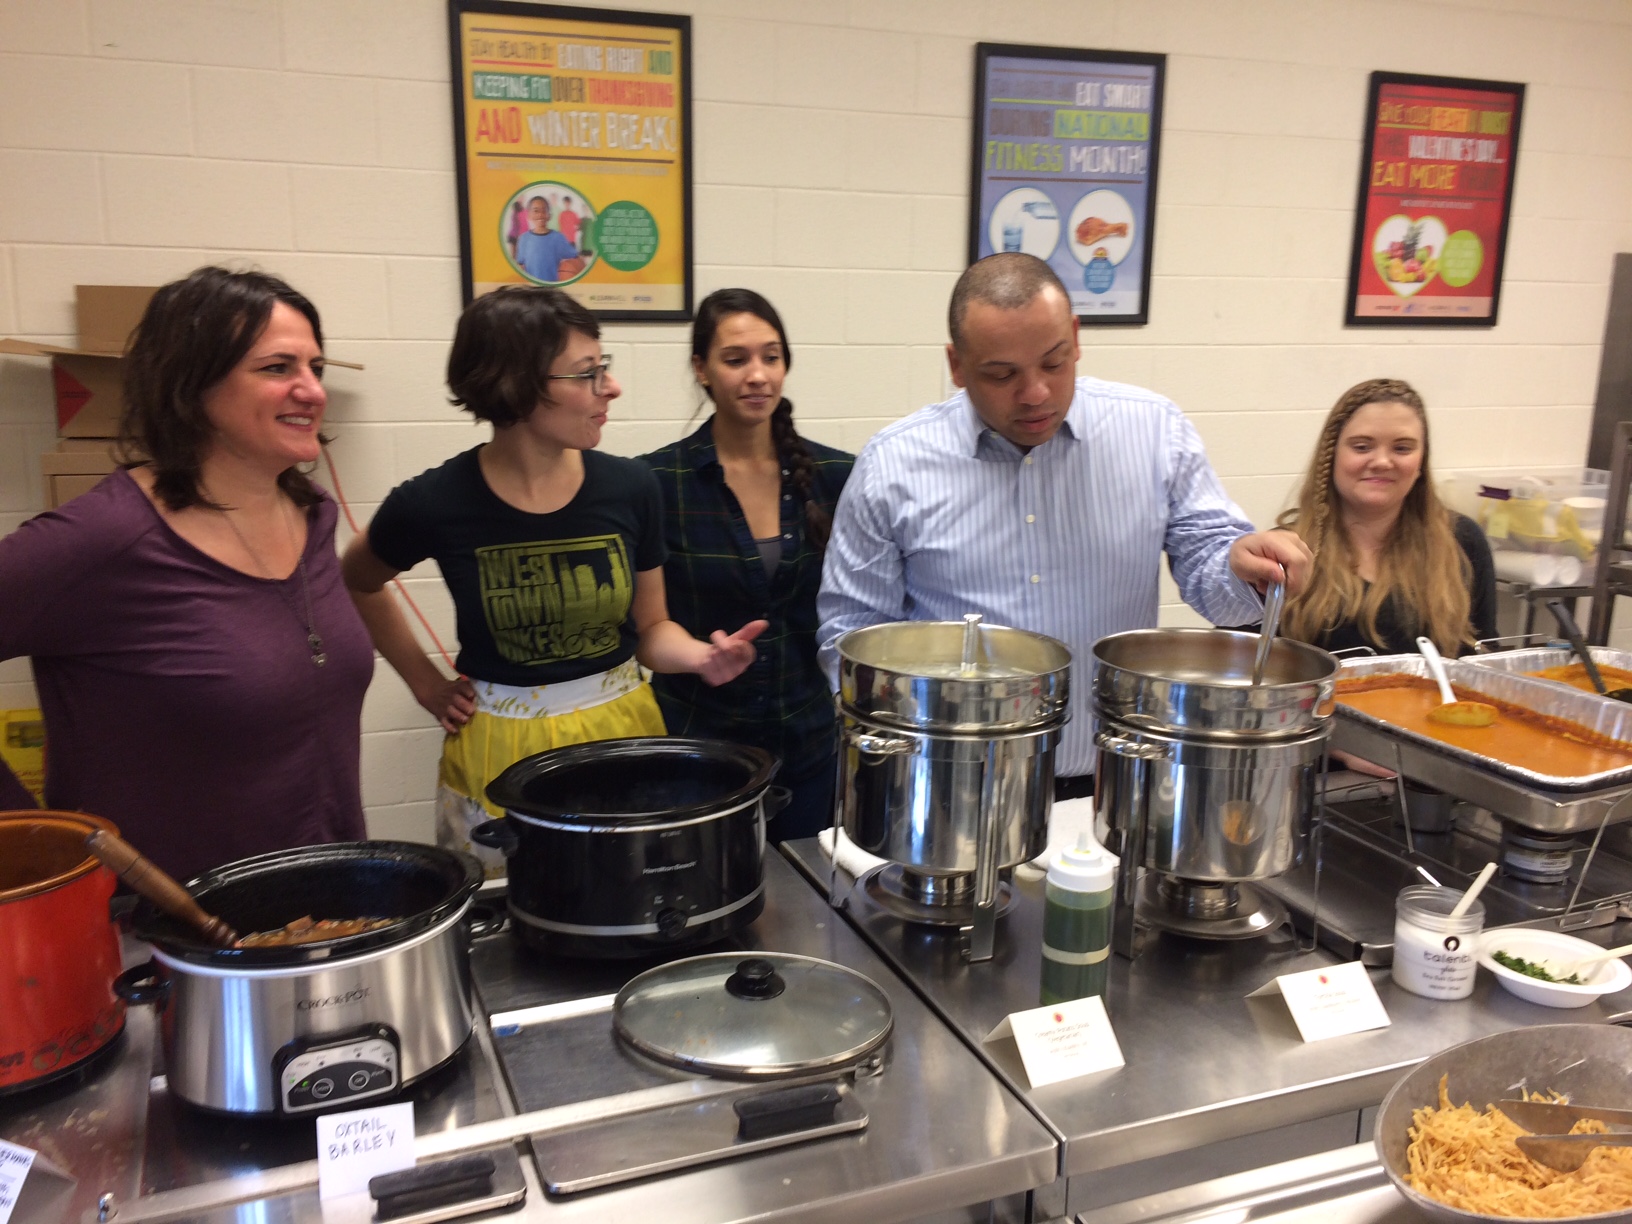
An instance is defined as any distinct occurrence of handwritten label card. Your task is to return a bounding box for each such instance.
[985,995,1125,1088]
[1247,961,1391,1043]
[0,1141,36,1224]
[316,1102,415,1199]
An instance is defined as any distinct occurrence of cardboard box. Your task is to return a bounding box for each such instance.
[0,283,362,441]
[0,285,155,437]
[40,440,120,509]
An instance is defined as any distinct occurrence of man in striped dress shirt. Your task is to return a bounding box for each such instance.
[816,254,1311,794]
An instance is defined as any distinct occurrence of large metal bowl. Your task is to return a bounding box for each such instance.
[1093,627,1338,741]
[838,620,1071,733]
[1375,1023,1632,1224]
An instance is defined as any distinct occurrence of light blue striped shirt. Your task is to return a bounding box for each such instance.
[817,376,1263,775]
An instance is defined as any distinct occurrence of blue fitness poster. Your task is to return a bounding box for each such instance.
[970,46,1164,325]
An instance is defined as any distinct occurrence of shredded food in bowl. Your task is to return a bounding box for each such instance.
[1406,1076,1632,1217]
[235,916,395,948]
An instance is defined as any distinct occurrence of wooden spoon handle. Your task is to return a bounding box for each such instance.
[84,829,239,948]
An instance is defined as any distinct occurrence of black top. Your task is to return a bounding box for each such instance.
[368,447,666,685]
[640,416,854,777]
[1307,513,1497,657]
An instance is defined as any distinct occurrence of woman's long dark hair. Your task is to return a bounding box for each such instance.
[691,288,832,549]
[119,266,326,512]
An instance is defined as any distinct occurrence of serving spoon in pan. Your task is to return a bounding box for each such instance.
[1545,598,1632,703]
[1417,636,1497,728]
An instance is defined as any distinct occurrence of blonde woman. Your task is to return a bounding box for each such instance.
[1278,378,1495,658]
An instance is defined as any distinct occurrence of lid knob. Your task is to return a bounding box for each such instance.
[725,957,786,1000]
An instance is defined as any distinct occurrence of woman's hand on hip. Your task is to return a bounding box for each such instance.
[414,674,478,733]
[696,620,769,687]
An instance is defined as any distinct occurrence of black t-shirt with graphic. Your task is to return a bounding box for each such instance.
[368,447,666,686]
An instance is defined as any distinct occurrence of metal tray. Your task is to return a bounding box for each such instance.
[1468,646,1632,693]
[1333,656,1632,833]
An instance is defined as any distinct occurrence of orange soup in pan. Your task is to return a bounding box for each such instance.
[1335,674,1632,777]
[1527,662,1632,693]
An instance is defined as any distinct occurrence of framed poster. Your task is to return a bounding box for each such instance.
[968,43,1165,326]
[448,1,692,319]
[1345,71,1524,326]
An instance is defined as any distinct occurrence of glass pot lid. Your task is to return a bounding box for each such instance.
[612,952,893,1078]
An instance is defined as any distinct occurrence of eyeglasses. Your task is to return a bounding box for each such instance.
[546,355,613,394]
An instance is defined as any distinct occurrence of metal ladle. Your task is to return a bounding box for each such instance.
[1546,598,1632,702]
[1250,578,1285,685]
[960,612,982,676]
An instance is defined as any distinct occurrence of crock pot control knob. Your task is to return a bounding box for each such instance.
[726,957,786,1000]
[656,907,688,938]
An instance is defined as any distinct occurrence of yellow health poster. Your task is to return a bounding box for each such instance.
[451,2,692,319]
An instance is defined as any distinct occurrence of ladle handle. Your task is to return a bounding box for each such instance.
[84,829,238,948]
[1416,636,1457,706]
[960,612,982,676]
[1545,599,1608,695]
[1251,579,1285,685]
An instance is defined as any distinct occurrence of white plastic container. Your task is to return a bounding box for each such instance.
[1392,885,1484,1000]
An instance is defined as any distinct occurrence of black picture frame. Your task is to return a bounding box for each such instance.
[1344,70,1524,327]
[968,42,1165,326]
[448,0,694,321]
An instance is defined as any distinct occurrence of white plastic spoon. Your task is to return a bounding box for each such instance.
[1417,636,1496,728]
[1449,860,1498,919]
[1556,941,1632,982]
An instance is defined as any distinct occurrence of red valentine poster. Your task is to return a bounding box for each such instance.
[1345,72,1524,326]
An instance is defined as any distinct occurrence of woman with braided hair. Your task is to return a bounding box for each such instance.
[642,289,853,841]
[1279,377,1495,659]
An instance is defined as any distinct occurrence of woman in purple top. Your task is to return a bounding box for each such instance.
[0,267,372,880]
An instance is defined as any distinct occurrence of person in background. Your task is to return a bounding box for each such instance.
[514,196,584,284]
[0,267,372,879]
[818,253,1310,798]
[342,286,764,868]
[1276,378,1496,777]
[559,195,581,247]
[1278,378,1496,657]
[642,289,853,842]
[506,200,527,261]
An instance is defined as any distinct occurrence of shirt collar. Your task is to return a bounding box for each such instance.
[958,384,1085,459]
[681,416,724,479]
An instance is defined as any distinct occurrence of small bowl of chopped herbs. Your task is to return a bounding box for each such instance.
[1477,928,1632,1008]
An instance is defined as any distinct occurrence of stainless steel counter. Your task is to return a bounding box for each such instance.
[781,838,1632,1188]
[0,852,1057,1224]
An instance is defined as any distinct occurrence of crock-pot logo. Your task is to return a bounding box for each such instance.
[297,987,371,1012]
[1443,935,1461,952]
[643,861,697,875]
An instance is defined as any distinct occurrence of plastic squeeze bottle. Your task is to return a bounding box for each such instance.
[1040,832,1114,1005]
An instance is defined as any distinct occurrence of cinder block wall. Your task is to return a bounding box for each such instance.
[2,0,1630,840]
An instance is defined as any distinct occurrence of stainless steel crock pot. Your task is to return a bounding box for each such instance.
[1091,628,1339,954]
[479,738,778,959]
[836,617,1071,960]
[117,841,482,1116]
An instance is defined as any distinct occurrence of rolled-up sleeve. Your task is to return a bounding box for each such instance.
[816,450,907,686]
[1161,406,1264,627]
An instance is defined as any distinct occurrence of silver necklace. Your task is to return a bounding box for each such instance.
[215,500,327,667]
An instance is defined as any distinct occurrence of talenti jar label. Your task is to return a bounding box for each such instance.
[1392,884,1484,1000]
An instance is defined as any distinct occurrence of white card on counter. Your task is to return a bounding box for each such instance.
[0,1140,36,1224]
[1247,961,1391,1042]
[316,1102,415,1199]
[985,995,1124,1088]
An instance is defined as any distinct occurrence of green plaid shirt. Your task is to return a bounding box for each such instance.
[640,417,853,778]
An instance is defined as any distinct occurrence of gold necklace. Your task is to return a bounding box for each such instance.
[215,499,327,667]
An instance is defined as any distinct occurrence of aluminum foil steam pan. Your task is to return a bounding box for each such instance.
[1336,654,1632,793]
[1467,646,1632,693]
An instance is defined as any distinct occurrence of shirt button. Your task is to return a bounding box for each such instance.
[1024,456,1033,466]
[783,533,792,540]
[1030,574,1041,584]
[783,493,791,500]
[1026,514,1035,524]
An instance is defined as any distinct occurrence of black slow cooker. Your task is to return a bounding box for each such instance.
[477,738,780,958]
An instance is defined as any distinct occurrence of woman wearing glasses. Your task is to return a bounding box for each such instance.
[343,287,764,867]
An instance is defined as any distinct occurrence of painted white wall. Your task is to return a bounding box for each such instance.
[2,0,1630,840]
